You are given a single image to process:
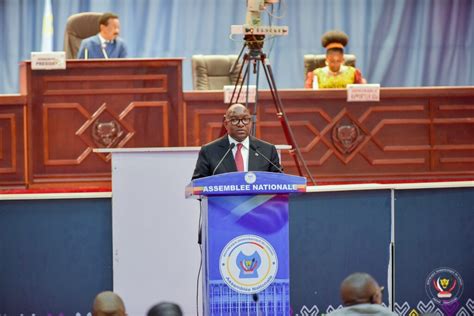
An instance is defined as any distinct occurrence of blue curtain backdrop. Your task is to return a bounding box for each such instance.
[0,0,473,94]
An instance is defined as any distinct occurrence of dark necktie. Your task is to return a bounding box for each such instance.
[235,143,244,172]
[105,41,112,53]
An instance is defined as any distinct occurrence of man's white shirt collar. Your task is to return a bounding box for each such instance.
[228,135,250,171]
[98,34,113,48]
[228,135,249,149]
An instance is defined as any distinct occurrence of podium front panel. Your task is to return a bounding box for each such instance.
[204,194,290,315]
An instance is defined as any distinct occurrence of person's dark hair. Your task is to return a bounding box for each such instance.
[321,30,349,48]
[99,12,119,26]
[147,302,183,316]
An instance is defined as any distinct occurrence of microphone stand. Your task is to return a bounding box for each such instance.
[250,144,284,173]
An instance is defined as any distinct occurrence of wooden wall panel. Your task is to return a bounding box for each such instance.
[20,59,183,187]
[0,95,26,187]
[183,87,474,183]
[2,61,473,190]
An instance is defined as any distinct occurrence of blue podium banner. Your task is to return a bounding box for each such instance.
[187,172,305,315]
[205,194,290,315]
[186,171,306,198]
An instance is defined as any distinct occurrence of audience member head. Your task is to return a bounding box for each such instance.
[340,272,384,306]
[92,291,126,316]
[99,12,121,41]
[224,103,252,142]
[147,302,183,316]
[321,30,349,73]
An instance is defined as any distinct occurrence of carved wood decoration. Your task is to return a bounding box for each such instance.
[5,59,474,189]
[184,88,474,183]
[20,59,183,187]
[0,95,26,187]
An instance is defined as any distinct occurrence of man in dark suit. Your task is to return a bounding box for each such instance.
[77,12,128,59]
[192,103,282,179]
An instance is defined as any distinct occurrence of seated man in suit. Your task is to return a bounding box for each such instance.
[92,291,126,316]
[327,272,397,315]
[77,12,128,59]
[192,103,282,179]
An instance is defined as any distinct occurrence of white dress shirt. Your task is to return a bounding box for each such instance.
[98,34,111,58]
[228,135,249,172]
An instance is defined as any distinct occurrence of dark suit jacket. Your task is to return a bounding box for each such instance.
[192,135,282,180]
[77,35,128,59]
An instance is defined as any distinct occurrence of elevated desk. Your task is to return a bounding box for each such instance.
[1,83,474,188]
[19,58,183,188]
[0,94,26,187]
[183,87,474,183]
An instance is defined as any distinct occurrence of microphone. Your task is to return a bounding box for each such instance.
[252,293,259,303]
[212,143,236,175]
[253,293,259,316]
[249,144,284,173]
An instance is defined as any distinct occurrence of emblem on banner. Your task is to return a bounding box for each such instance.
[219,234,278,294]
[237,251,261,278]
[425,267,464,304]
[244,172,257,184]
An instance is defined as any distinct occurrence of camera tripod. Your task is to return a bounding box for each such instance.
[226,34,315,183]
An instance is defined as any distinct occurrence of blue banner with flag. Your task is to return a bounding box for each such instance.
[189,172,306,315]
[41,0,54,52]
[206,194,290,315]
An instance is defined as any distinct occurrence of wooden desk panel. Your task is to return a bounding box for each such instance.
[183,87,474,183]
[0,95,27,187]
[20,59,183,187]
[2,73,473,189]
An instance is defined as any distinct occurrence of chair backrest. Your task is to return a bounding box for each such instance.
[304,54,356,78]
[191,55,242,90]
[64,12,102,59]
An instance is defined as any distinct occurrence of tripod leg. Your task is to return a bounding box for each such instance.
[261,58,316,184]
[245,56,252,110]
[229,42,246,75]
[220,54,252,137]
[230,53,250,106]
[250,59,260,136]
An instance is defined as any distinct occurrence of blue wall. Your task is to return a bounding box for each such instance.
[0,198,112,315]
[288,187,474,315]
[1,187,473,315]
[395,188,474,315]
[290,190,392,315]
[1,0,473,94]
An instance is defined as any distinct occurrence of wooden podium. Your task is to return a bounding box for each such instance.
[20,58,183,187]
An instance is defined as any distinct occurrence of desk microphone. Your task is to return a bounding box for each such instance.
[212,143,236,175]
[249,144,284,173]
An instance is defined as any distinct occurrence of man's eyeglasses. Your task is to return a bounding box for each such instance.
[226,117,252,126]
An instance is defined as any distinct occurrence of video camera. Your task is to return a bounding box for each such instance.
[231,0,288,38]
